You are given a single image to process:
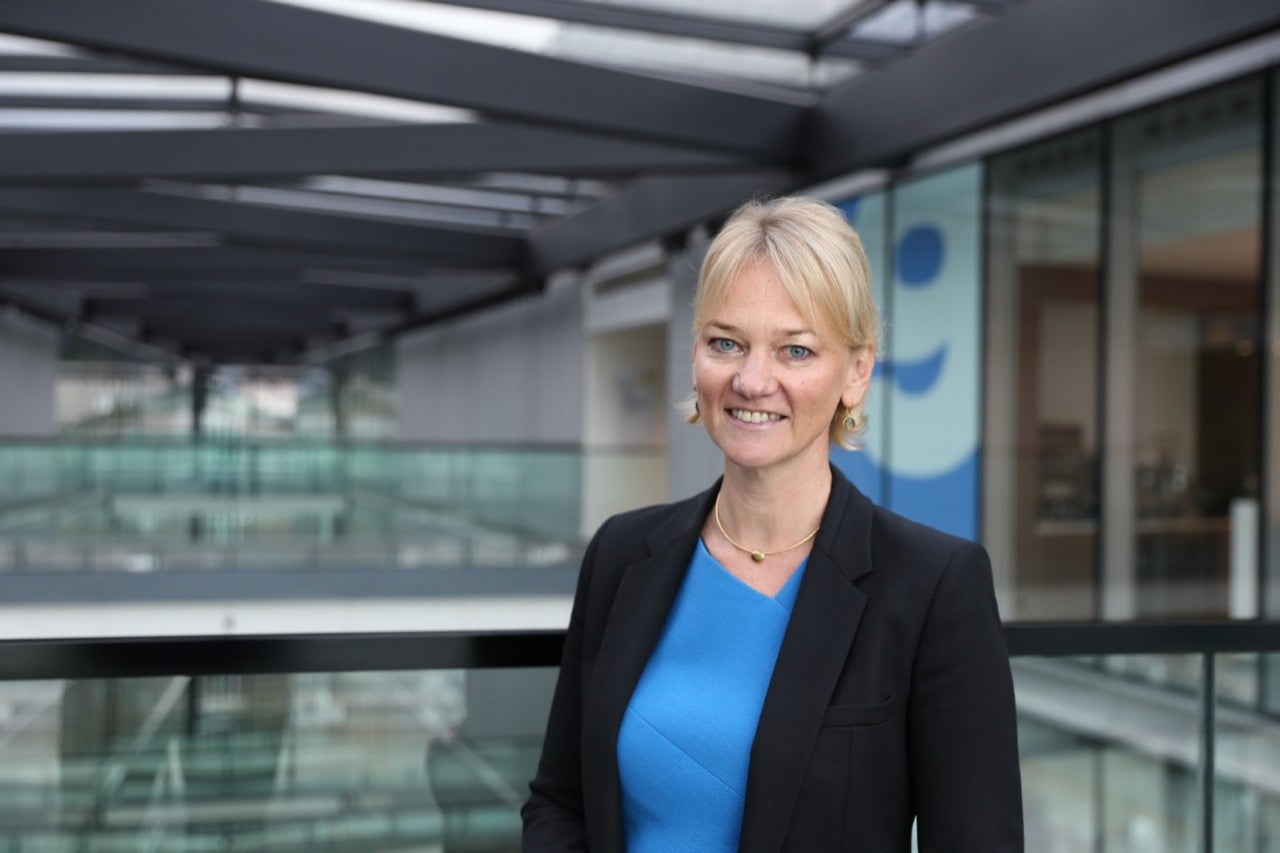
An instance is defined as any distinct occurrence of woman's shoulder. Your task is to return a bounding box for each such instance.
[856,502,1003,635]
[591,489,709,557]
[832,466,986,575]
[867,503,983,558]
[861,500,992,594]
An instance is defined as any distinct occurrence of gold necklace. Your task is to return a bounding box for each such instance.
[713,495,820,563]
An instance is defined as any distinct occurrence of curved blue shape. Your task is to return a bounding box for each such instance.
[896,225,944,287]
[876,344,947,396]
[830,448,979,541]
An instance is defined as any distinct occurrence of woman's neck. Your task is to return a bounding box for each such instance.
[717,461,833,551]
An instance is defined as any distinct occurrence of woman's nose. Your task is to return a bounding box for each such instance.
[733,353,776,398]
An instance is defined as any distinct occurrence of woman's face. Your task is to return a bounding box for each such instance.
[693,261,872,479]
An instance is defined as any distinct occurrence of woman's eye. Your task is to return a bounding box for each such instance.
[785,345,813,360]
[711,338,739,353]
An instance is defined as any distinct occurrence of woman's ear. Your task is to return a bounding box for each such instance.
[842,346,875,410]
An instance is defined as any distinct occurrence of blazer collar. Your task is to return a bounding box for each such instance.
[740,466,875,852]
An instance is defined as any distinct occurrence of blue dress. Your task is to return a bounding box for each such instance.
[617,539,806,852]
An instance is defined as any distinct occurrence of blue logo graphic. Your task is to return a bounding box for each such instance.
[896,225,944,288]
[832,165,982,541]
[874,344,948,396]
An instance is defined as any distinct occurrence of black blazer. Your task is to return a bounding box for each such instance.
[523,467,1023,852]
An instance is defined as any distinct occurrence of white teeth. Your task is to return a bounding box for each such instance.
[731,409,782,424]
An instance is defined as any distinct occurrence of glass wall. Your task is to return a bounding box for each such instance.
[986,130,1104,619]
[53,333,398,442]
[976,74,1270,622]
[56,336,191,438]
[1106,77,1264,620]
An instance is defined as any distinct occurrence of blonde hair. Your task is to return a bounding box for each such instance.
[684,196,879,450]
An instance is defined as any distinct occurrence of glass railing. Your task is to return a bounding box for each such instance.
[0,439,666,576]
[0,632,563,850]
[0,624,1277,851]
[1008,624,1280,852]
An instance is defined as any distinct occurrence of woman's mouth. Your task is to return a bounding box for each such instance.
[729,409,784,424]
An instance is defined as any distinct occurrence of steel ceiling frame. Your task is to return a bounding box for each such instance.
[0,0,1274,362]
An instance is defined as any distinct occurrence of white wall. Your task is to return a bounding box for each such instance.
[584,324,667,449]
[0,310,58,437]
[396,279,585,444]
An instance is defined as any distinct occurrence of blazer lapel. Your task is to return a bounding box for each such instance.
[739,468,875,853]
[581,482,718,853]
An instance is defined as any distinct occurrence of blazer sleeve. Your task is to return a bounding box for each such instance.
[521,518,609,851]
[909,542,1024,852]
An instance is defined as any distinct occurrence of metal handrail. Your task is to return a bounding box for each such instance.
[3,621,1280,681]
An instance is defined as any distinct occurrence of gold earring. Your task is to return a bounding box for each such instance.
[841,407,858,432]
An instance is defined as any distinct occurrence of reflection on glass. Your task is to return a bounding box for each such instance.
[1112,78,1263,619]
[1213,652,1280,852]
[0,667,556,849]
[57,335,399,442]
[0,439,602,574]
[1015,654,1204,851]
[987,129,1102,619]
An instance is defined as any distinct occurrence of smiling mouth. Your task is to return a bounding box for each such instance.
[729,408,784,424]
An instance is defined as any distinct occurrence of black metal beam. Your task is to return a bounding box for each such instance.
[2,276,525,325]
[529,169,793,273]
[0,631,567,680]
[1002,621,1280,657]
[0,189,526,266]
[154,324,310,345]
[83,297,361,327]
[84,280,417,311]
[4,623,1280,680]
[0,0,804,160]
[174,341,307,363]
[0,122,756,186]
[143,317,346,342]
[0,246,435,277]
[812,0,1280,178]
[0,96,249,112]
[821,37,909,63]
[409,277,522,314]
[0,54,197,74]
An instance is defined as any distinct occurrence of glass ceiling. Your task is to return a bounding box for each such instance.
[261,0,990,95]
[0,0,1013,364]
[0,1,997,131]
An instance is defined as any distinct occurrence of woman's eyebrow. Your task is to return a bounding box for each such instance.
[706,322,816,338]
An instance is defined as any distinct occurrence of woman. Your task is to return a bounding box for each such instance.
[523,197,1023,851]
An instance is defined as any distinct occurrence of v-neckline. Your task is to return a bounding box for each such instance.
[695,538,807,606]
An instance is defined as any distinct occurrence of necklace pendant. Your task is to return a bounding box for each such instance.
[751,551,765,562]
